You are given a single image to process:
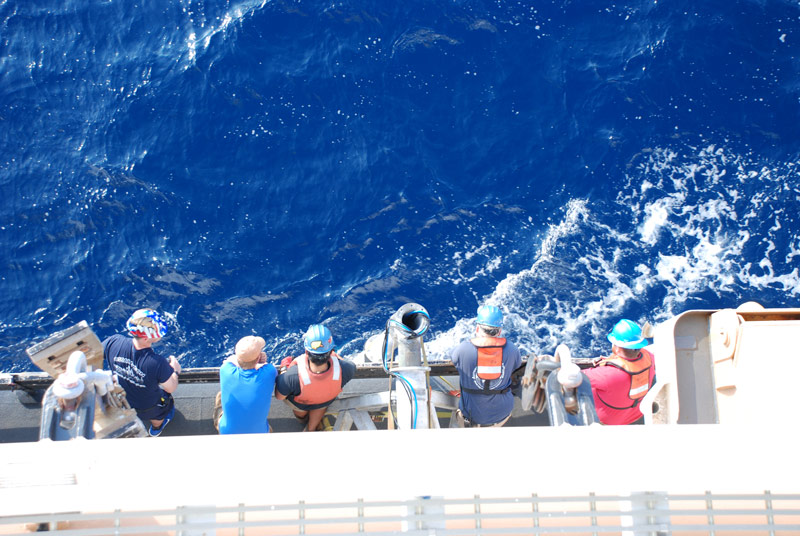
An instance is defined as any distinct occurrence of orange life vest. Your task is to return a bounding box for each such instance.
[289,353,343,406]
[461,337,510,395]
[471,336,506,380]
[597,349,654,409]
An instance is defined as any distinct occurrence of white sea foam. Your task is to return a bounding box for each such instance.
[639,197,672,244]
[423,198,596,359]
[182,0,269,68]
[422,144,800,359]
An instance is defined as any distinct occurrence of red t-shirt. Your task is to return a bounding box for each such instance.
[583,351,655,425]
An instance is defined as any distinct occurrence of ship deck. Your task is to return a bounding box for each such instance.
[0,367,549,443]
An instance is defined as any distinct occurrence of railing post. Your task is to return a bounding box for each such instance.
[706,490,715,536]
[474,494,482,533]
[175,505,216,536]
[297,499,306,535]
[621,491,669,536]
[358,498,365,533]
[765,490,775,536]
[402,496,444,533]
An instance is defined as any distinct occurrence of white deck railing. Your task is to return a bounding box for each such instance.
[2,492,799,535]
[2,425,799,535]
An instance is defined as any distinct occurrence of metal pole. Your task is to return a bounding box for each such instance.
[387,304,432,430]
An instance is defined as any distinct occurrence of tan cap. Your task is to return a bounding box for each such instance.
[235,336,266,363]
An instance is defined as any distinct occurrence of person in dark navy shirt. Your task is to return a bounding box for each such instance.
[451,305,522,427]
[103,309,181,436]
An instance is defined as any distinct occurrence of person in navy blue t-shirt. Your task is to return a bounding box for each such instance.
[451,305,522,427]
[103,309,181,437]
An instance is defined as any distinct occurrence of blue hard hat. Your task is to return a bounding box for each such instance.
[476,305,503,328]
[607,319,648,349]
[304,324,334,354]
[127,309,168,339]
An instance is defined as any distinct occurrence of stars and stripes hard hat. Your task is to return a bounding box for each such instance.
[126,309,168,339]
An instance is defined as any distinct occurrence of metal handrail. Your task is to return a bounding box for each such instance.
[2,491,798,535]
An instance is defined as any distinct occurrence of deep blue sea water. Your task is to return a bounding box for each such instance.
[2,0,799,371]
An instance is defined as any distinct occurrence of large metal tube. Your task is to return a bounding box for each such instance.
[387,303,432,429]
[388,303,430,367]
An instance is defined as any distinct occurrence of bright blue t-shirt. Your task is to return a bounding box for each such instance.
[219,361,277,434]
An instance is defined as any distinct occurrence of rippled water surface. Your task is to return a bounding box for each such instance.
[2,0,799,370]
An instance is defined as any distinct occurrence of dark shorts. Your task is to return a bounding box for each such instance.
[283,397,333,412]
[136,391,174,421]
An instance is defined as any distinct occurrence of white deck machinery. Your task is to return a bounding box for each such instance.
[333,302,460,430]
[342,301,602,430]
[25,321,147,440]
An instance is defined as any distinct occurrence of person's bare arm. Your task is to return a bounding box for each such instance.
[159,355,181,393]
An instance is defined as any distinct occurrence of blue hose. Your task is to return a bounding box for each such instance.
[382,323,419,429]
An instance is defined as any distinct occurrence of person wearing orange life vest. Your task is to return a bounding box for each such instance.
[450,305,522,427]
[582,319,656,425]
[275,324,356,432]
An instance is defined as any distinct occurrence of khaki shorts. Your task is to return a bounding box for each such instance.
[213,391,223,432]
[456,409,511,428]
[282,398,306,412]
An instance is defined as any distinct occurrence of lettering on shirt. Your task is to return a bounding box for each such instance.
[112,356,147,388]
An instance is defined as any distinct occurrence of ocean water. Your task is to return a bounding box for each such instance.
[1,0,799,371]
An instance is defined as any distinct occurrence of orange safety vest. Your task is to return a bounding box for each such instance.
[289,353,343,406]
[597,349,654,409]
[460,337,510,395]
[471,337,507,380]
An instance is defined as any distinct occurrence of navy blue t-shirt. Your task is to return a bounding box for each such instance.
[451,338,522,425]
[102,334,174,413]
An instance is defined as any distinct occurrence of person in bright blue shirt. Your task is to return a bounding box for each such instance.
[214,335,277,434]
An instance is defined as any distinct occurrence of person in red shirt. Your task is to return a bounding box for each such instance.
[582,319,655,425]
